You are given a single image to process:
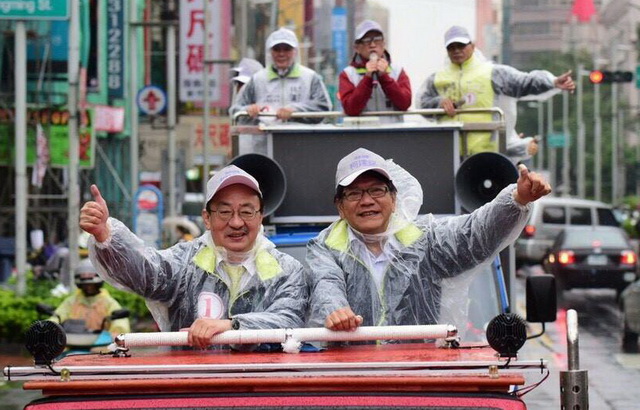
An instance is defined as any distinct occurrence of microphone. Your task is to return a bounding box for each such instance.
[369,51,379,86]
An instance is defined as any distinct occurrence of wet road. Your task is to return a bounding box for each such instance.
[518,266,640,409]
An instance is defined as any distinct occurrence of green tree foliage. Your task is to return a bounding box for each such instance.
[514,50,638,203]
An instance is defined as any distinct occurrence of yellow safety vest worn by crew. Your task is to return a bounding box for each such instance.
[433,54,495,155]
[52,288,131,335]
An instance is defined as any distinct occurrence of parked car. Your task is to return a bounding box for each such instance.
[621,279,640,353]
[542,226,637,302]
[516,197,619,265]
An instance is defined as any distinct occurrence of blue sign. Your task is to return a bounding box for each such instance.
[137,85,167,116]
[331,7,348,72]
[106,0,125,99]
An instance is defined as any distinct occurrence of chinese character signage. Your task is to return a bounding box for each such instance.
[106,0,125,99]
[179,0,231,106]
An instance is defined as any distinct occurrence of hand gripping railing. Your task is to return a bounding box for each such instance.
[114,324,458,353]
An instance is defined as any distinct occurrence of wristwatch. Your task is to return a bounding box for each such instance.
[231,318,240,330]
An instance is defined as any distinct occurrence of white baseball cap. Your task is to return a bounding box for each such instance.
[266,27,299,49]
[335,148,391,188]
[231,58,264,84]
[354,20,384,42]
[205,165,262,205]
[444,25,472,47]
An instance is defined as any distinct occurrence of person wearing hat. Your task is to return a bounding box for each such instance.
[418,25,575,155]
[50,258,131,337]
[339,20,411,121]
[305,147,550,332]
[80,165,307,350]
[230,58,264,100]
[230,27,331,124]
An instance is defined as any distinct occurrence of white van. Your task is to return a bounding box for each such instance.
[515,197,619,264]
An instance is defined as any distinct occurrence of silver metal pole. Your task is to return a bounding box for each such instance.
[14,21,27,296]
[67,0,81,286]
[562,91,571,196]
[619,108,625,200]
[594,82,602,201]
[203,0,211,192]
[167,13,177,217]
[560,309,589,408]
[548,95,556,191]
[129,0,140,195]
[537,101,544,171]
[577,64,585,198]
[612,82,618,204]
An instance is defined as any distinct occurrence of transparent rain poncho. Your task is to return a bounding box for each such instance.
[305,159,530,341]
[88,219,308,345]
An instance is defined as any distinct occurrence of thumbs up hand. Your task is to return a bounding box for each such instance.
[80,184,111,242]
[514,164,551,205]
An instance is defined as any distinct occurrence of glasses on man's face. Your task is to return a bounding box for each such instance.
[358,35,384,46]
[208,207,261,222]
[343,186,389,202]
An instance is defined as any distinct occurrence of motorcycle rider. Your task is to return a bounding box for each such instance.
[50,258,131,337]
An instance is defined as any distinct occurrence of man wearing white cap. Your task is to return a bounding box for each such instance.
[230,58,264,99]
[80,165,307,350]
[339,20,411,121]
[306,147,550,332]
[230,27,331,124]
[418,25,575,155]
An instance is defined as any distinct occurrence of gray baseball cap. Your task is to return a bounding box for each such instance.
[335,148,391,188]
[206,165,262,205]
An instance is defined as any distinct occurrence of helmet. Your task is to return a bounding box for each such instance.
[74,258,103,285]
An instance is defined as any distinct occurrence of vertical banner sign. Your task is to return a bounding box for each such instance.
[179,0,231,106]
[106,0,125,99]
[331,7,348,74]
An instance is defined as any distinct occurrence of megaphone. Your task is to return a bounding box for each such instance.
[455,152,518,212]
[230,153,287,217]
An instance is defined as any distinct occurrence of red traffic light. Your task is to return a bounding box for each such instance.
[589,70,604,84]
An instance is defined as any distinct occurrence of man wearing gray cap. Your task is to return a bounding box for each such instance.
[418,25,575,155]
[339,20,411,120]
[80,165,307,350]
[306,147,550,332]
[230,27,331,124]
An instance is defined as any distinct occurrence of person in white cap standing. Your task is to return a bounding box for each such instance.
[339,20,411,121]
[230,57,264,101]
[230,27,331,124]
[79,165,307,350]
[418,25,575,155]
[305,147,551,333]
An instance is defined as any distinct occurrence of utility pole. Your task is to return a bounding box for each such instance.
[594,80,602,201]
[612,81,618,204]
[562,91,571,196]
[536,101,544,171]
[203,0,211,189]
[576,65,586,198]
[67,0,80,287]
[167,1,178,217]
[548,95,556,191]
[129,0,140,197]
[15,20,26,295]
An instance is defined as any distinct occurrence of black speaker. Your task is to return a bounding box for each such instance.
[486,313,527,357]
[25,320,66,365]
[455,152,519,212]
[230,153,287,216]
[526,275,558,323]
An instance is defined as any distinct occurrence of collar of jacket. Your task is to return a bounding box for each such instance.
[267,63,301,80]
[324,219,422,252]
[449,54,484,71]
[192,246,283,281]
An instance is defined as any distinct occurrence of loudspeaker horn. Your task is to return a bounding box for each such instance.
[455,152,518,212]
[230,153,287,217]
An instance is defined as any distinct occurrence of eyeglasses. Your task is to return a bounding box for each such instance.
[208,208,261,222]
[343,186,389,202]
[358,35,384,45]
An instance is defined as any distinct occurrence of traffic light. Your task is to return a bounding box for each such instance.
[589,70,634,84]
